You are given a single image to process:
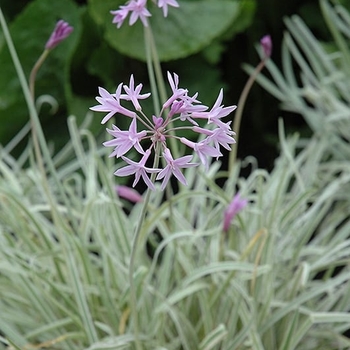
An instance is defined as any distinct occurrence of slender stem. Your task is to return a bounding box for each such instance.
[143,24,176,232]
[146,25,179,158]
[128,187,150,350]
[28,50,51,205]
[228,59,267,174]
[147,24,167,108]
[129,145,161,350]
[29,49,50,100]
[144,26,160,115]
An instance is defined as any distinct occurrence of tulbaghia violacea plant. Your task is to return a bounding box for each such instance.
[90,73,236,191]
[111,0,180,28]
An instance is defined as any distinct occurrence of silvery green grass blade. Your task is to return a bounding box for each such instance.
[321,0,350,73]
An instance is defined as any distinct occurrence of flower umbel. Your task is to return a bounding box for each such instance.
[111,0,179,28]
[45,20,73,50]
[91,73,237,190]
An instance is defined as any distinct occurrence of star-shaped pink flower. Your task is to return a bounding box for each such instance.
[156,148,196,190]
[115,150,160,190]
[192,89,237,128]
[193,125,236,152]
[163,72,188,109]
[180,137,222,170]
[90,84,136,124]
[103,117,147,157]
[121,74,151,111]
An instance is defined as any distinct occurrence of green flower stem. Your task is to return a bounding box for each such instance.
[143,24,176,230]
[28,49,51,212]
[144,25,160,115]
[29,49,50,100]
[129,144,161,350]
[128,186,150,350]
[228,58,267,174]
[144,24,179,159]
[146,24,167,109]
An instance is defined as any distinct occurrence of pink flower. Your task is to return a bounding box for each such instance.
[180,137,222,170]
[192,89,237,128]
[90,85,136,124]
[128,0,151,26]
[193,125,236,152]
[156,148,197,190]
[103,118,147,157]
[115,150,160,190]
[157,0,180,17]
[121,75,151,111]
[163,72,188,109]
[260,35,272,58]
[111,0,151,28]
[45,20,73,50]
[223,193,248,233]
[111,0,180,28]
[111,7,130,28]
[170,93,207,124]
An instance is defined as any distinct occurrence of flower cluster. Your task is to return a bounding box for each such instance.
[90,73,236,190]
[111,0,179,28]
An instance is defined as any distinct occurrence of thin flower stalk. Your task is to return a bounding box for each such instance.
[228,35,272,174]
[127,146,160,350]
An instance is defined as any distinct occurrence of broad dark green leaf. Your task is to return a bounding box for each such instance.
[88,0,241,61]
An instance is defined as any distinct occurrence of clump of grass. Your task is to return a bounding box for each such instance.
[1,113,350,350]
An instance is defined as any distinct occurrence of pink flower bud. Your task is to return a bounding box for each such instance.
[260,35,272,58]
[152,115,164,129]
[116,185,143,203]
[45,20,73,50]
[223,193,247,233]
